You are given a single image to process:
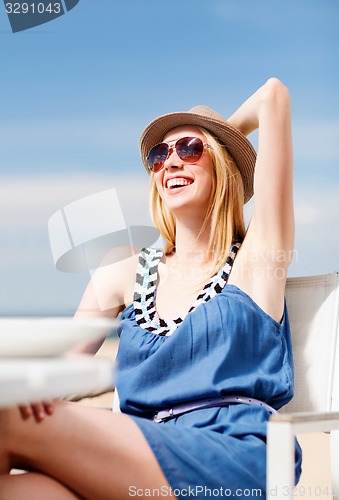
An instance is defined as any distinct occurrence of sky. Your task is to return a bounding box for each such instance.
[0,0,338,316]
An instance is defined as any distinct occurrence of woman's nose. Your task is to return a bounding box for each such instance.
[164,146,183,170]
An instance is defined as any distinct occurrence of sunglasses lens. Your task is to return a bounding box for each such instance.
[147,137,206,172]
[148,143,169,172]
[176,137,204,163]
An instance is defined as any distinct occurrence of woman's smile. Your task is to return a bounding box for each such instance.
[165,176,194,192]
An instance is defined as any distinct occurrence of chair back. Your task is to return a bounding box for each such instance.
[282,272,339,414]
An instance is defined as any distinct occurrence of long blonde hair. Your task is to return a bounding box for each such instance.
[149,127,246,274]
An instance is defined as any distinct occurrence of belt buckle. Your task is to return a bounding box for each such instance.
[153,408,173,423]
[153,413,162,423]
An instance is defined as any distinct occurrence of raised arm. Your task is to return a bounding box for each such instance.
[227,78,294,322]
[228,77,294,250]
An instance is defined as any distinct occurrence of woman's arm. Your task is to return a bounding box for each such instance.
[20,253,138,422]
[71,252,139,354]
[227,78,294,322]
[228,77,294,250]
[68,278,123,356]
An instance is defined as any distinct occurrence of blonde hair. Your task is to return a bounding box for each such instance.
[149,127,246,274]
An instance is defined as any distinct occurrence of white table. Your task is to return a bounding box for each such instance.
[0,357,114,408]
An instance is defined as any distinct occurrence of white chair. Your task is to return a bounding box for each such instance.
[267,272,339,498]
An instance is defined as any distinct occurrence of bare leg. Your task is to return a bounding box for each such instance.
[0,472,81,499]
[0,403,172,499]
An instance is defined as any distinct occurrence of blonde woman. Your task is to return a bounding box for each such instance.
[0,78,301,499]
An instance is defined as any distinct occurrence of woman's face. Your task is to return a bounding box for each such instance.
[153,126,214,218]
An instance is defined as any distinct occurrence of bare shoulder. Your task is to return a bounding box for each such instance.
[76,252,140,317]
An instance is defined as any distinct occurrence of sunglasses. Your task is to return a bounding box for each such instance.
[147,136,211,173]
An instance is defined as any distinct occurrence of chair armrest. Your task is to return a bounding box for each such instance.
[267,411,339,499]
[269,410,339,433]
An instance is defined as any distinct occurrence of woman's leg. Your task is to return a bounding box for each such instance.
[0,472,81,499]
[0,402,171,500]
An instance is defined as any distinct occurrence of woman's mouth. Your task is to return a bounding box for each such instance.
[165,177,194,190]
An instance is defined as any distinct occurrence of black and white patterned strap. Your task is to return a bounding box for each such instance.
[133,243,241,337]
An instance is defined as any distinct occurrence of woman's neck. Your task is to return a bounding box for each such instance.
[170,217,212,267]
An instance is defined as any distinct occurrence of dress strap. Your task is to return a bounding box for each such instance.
[188,242,241,312]
[133,248,163,326]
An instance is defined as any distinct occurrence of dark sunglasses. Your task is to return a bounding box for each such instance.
[147,136,211,173]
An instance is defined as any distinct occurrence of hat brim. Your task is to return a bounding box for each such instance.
[139,110,256,203]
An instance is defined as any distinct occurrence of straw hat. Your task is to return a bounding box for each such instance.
[139,105,257,203]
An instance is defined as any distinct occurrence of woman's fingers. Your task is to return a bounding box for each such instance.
[19,404,33,420]
[18,401,55,422]
[31,402,46,422]
[43,401,55,416]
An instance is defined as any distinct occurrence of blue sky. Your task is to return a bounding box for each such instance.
[0,0,338,315]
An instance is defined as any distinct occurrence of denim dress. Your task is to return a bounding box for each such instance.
[115,247,302,498]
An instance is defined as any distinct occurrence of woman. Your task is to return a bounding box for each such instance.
[0,78,302,498]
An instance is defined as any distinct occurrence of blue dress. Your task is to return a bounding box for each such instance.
[115,247,302,498]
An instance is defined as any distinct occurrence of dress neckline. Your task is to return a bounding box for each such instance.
[133,243,241,336]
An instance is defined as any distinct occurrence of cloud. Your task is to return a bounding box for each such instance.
[243,181,339,276]
[1,173,338,271]
[1,173,338,315]
[0,173,151,266]
[290,184,339,276]
[0,173,155,314]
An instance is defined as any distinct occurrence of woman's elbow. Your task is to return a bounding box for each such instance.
[264,77,290,103]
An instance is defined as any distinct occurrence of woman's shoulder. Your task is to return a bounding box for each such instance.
[81,250,142,315]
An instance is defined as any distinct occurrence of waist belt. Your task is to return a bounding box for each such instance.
[153,394,277,423]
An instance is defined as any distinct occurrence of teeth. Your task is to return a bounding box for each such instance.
[167,178,192,189]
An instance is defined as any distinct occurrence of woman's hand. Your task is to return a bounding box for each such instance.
[19,400,55,422]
